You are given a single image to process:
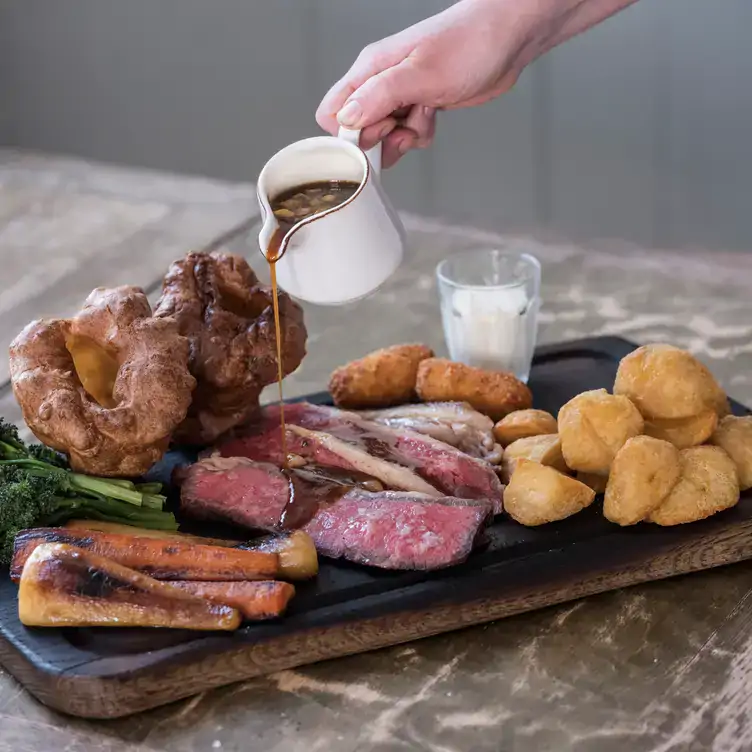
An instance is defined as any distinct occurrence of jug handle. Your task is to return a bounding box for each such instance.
[338,127,382,174]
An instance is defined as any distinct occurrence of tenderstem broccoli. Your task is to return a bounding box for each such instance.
[0,418,177,564]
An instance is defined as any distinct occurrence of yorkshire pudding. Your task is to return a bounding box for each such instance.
[9,286,196,476]
[154,251,307,445]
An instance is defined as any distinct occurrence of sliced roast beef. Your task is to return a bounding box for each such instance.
[287,425,441,497]
[178,457,492,570]
[358,402,504,465]
[216,418,441,497]
[240,403,504,511]
[302,490,491,570]
[179,456,289,532]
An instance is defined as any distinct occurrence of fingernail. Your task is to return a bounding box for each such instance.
[398,137,413,155]
[422,106,435,118]
[337,100,362,127]
[378,122,393,140]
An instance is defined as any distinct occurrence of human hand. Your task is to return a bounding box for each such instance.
[316,0,640,167]
[315,0,538,168]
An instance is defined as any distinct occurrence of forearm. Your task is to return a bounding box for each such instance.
[470,0,641,73]
[535,0,641,54]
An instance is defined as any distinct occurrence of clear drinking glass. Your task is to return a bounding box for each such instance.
[436,248,541,383]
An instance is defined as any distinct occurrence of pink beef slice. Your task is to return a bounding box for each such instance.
[215,413,443,498]
[179,456,289,532]
[302,490,492,569]
[178,457,492,569]
[216,413,350,469]
[261,403,504,512]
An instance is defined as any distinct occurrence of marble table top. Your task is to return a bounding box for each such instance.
[1,150,752,752]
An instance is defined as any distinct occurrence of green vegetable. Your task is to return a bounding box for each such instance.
[0,418,177,565]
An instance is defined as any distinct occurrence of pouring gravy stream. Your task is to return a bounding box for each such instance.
[266,179,362,526]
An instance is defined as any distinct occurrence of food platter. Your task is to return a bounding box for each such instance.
[2,335,751,720]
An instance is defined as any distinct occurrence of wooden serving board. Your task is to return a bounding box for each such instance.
[1,336,751,720]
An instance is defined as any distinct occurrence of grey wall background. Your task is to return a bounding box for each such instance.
[1,0,750,251]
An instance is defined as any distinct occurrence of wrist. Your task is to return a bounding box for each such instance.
[458,0,570,62]
[462,0,638,62]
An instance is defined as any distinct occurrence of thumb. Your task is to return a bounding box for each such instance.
[337,58,429,130]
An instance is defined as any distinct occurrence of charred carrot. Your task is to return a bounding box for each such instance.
[237,530,319,581]
[18,543,241,631]
[11,528,279,583]
[64,521,319,581]
[163,580,296,621]
[64,519,237,547]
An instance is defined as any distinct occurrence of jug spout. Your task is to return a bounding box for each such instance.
[258,210,281,261]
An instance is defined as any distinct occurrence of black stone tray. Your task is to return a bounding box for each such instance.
[1,336,750,719]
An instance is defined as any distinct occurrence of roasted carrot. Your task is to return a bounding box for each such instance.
[64,519,237,547]
[18,543,241,631]
[237,530,319,581]
[163,580,296,621]
[64,521,319,581]
[11,528,279,583]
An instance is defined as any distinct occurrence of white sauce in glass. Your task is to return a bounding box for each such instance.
[441,285,538,382]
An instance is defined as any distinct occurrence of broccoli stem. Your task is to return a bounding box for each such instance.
[44,496,179,530]
[68,473,147,507]
[0,440,24,460]
[1,459,161,507]
[141,494,166,511]
[105,478,137,490]
[135,482,163,495]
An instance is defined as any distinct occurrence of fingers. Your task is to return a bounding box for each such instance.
[358,117,398,151]
[336,59,427,131]
[314,43,437,168]
[378,106,437,167]
[358,106,435,151]
[404,105,436,147]
[316,42,406,136]
[381,129,417,169]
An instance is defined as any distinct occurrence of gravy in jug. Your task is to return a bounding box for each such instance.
[270,180,360,248]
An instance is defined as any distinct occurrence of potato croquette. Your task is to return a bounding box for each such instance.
[710,415,752,491]
[328,344,434,408]
[558,389,644,475]
[415,359,532,420]
[493,409,558,447]
[604,436,681,526]
[648,446,740,526]
[614,344,725,421]
[503,460,596,526]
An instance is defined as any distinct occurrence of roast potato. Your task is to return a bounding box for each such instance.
[648,446,740,526]
[603,436,681,526]
[576,472,608,494]
[557,389,644,476]
[493,409,557,447]
[710,415,752,491]
[503,460,596,526]
[614,344,724,421]
[500,434,568,483]
[643,409,719,449]
[714,392,732,419]
[415,359,532,420]
[329,344,434,409]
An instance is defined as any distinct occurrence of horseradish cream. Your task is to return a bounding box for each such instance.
[440,283,539,382]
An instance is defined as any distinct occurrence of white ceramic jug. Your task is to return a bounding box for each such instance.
[257,127,406,305]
